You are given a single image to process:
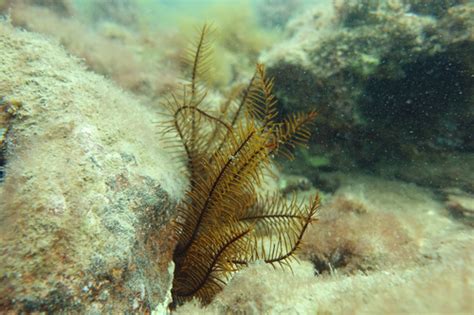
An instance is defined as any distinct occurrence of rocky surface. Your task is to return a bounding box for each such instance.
[175,173,474,314]
[0,21,184,313]
[262,0,473,172]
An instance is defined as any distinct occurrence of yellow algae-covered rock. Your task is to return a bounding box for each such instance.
[0,21,184,313]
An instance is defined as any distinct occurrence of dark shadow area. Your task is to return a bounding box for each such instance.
[358,53,472,166]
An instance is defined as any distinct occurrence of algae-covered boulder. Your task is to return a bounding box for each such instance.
[0,21,184,313]
[262,0,473,172]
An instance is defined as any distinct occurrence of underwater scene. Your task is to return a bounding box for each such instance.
[0,0,473,314]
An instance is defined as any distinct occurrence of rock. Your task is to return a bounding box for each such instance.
[0,21,184,313]
[444,188,474,226]
[261,0,474,169]
[379,152,474,192]
[278,174,313,195]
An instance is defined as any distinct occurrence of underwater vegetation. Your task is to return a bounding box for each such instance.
[161,24,319,306]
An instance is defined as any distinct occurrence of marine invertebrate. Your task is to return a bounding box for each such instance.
[162,24,319,306]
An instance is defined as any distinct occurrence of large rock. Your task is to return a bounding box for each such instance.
[0,21,184,313]
[262,0,473,170]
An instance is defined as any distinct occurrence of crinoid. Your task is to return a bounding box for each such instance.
[161,24,319,306]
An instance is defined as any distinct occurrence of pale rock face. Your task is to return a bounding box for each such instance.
[0,21,184,313]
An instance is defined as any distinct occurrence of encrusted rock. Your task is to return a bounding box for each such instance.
[262,0,473,170]
[0,21,184,313]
